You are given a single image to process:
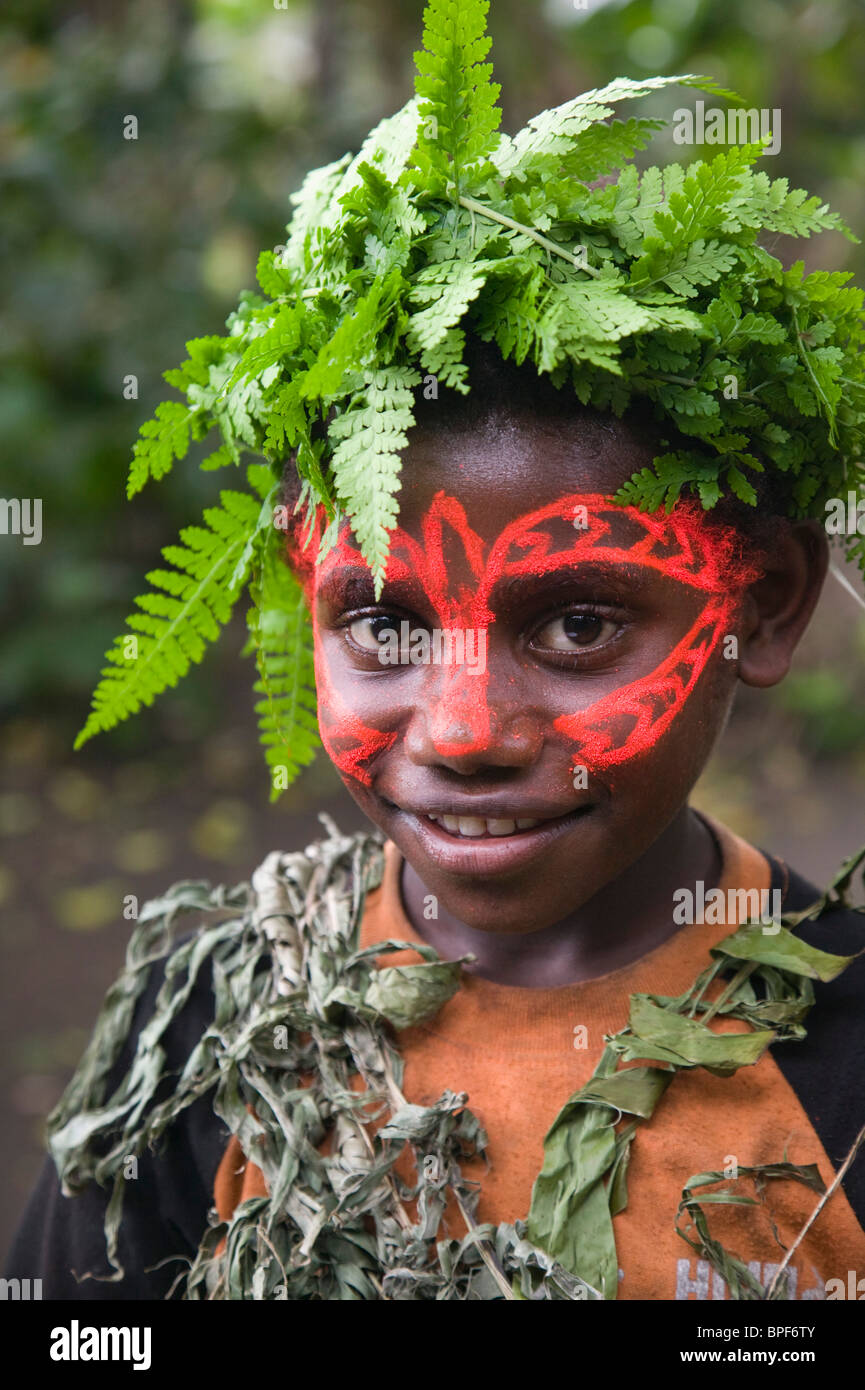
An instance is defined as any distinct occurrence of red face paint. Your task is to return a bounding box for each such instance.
[308,494,762,785]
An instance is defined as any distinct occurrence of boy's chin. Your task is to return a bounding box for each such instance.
[402,852,612,937]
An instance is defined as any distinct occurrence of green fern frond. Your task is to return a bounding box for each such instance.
[612,452,723,512]
[412,0,502,199]
[339,162,429,276]
[493,75,731,180]
[248,532,321,801]
[328,365,421,592]
[255,247,297,299]
[162,336,230,392]
[654,144,763,246]
[127,400,207,498]
[415,324,470,391]
[634,238,740,298]
[406,257,494,352]
[338,97,422,193]
[283,153,353,275]
[557,116,666,185]
[198,442,236,474]
[300,270,404,403]
[74,488,263,748]
[225,302,306,392]
[740,172,855,240]
[263,382,306,458]
[470,258,549,366]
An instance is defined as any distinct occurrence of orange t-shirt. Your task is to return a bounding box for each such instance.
[214,817,865,1299]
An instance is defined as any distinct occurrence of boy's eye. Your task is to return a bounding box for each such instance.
[531,611,619,653]
[347,615,400,652]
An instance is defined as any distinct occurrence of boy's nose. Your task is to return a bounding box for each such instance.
[404,676,543,772]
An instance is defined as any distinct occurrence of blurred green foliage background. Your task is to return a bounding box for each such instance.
[2,0,865,1254]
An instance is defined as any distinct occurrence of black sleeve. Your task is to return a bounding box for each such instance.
[3,951,228,1301]
[768,857,865,1232]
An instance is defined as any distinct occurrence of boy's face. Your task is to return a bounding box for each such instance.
[309,412,760,934]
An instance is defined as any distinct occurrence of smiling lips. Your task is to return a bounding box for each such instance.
[405,803,595,875]
[426,812,546,837]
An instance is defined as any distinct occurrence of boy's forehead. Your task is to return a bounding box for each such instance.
[399,411,655,539]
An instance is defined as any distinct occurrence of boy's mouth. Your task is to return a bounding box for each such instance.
[380,797,595,876]
[425,811,557,837]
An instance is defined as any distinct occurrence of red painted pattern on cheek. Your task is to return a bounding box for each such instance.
[473,494,760,777]
[314,496,498,775]
[553,594,736,770]
[546,505,759,774]
[309,493,762,785]
[311,601,398,786]
[291,511,397,785]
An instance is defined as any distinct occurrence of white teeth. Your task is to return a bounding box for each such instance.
[426,814,542,837]
[455,816,486,837]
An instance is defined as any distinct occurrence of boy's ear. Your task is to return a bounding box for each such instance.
[737,520,829,689]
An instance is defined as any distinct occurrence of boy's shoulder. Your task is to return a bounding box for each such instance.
[7,830,377,1298]
[768,853,865,1218]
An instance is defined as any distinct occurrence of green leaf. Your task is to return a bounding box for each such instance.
[407,256,495,351]
[365,960,465,1029]
[224,301,305,391]
[329,98,423,222]
[414,324,470,392]
[248,521,321,799]
[411,0,502,198]
[624,995,776,1073]
[711,923,858,982]
[75,489,261,747]
[676,1162,827,1299]
[328,364,420,592]
[162,335,230,391]
[554,280,655,343]
[641,237,739,297]
[494,75,734,180]
[300,271,403,402]
[578,1066,674,1119]
[199,442,236,473]
[282,152,353,274]
[525,1045,621,1297]
[742,172,854,240]
[127,400,206,497]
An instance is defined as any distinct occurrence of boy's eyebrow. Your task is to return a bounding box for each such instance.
[319,556,699,614]
[316,569,376,609]
[317,568,420,611]
[489,560,674,607]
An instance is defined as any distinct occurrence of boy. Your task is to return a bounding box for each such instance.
[6,2,865,1300]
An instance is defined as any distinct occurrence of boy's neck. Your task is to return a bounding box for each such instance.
[398,806,722,987]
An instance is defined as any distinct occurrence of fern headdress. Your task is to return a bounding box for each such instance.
[76,0,865,796]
